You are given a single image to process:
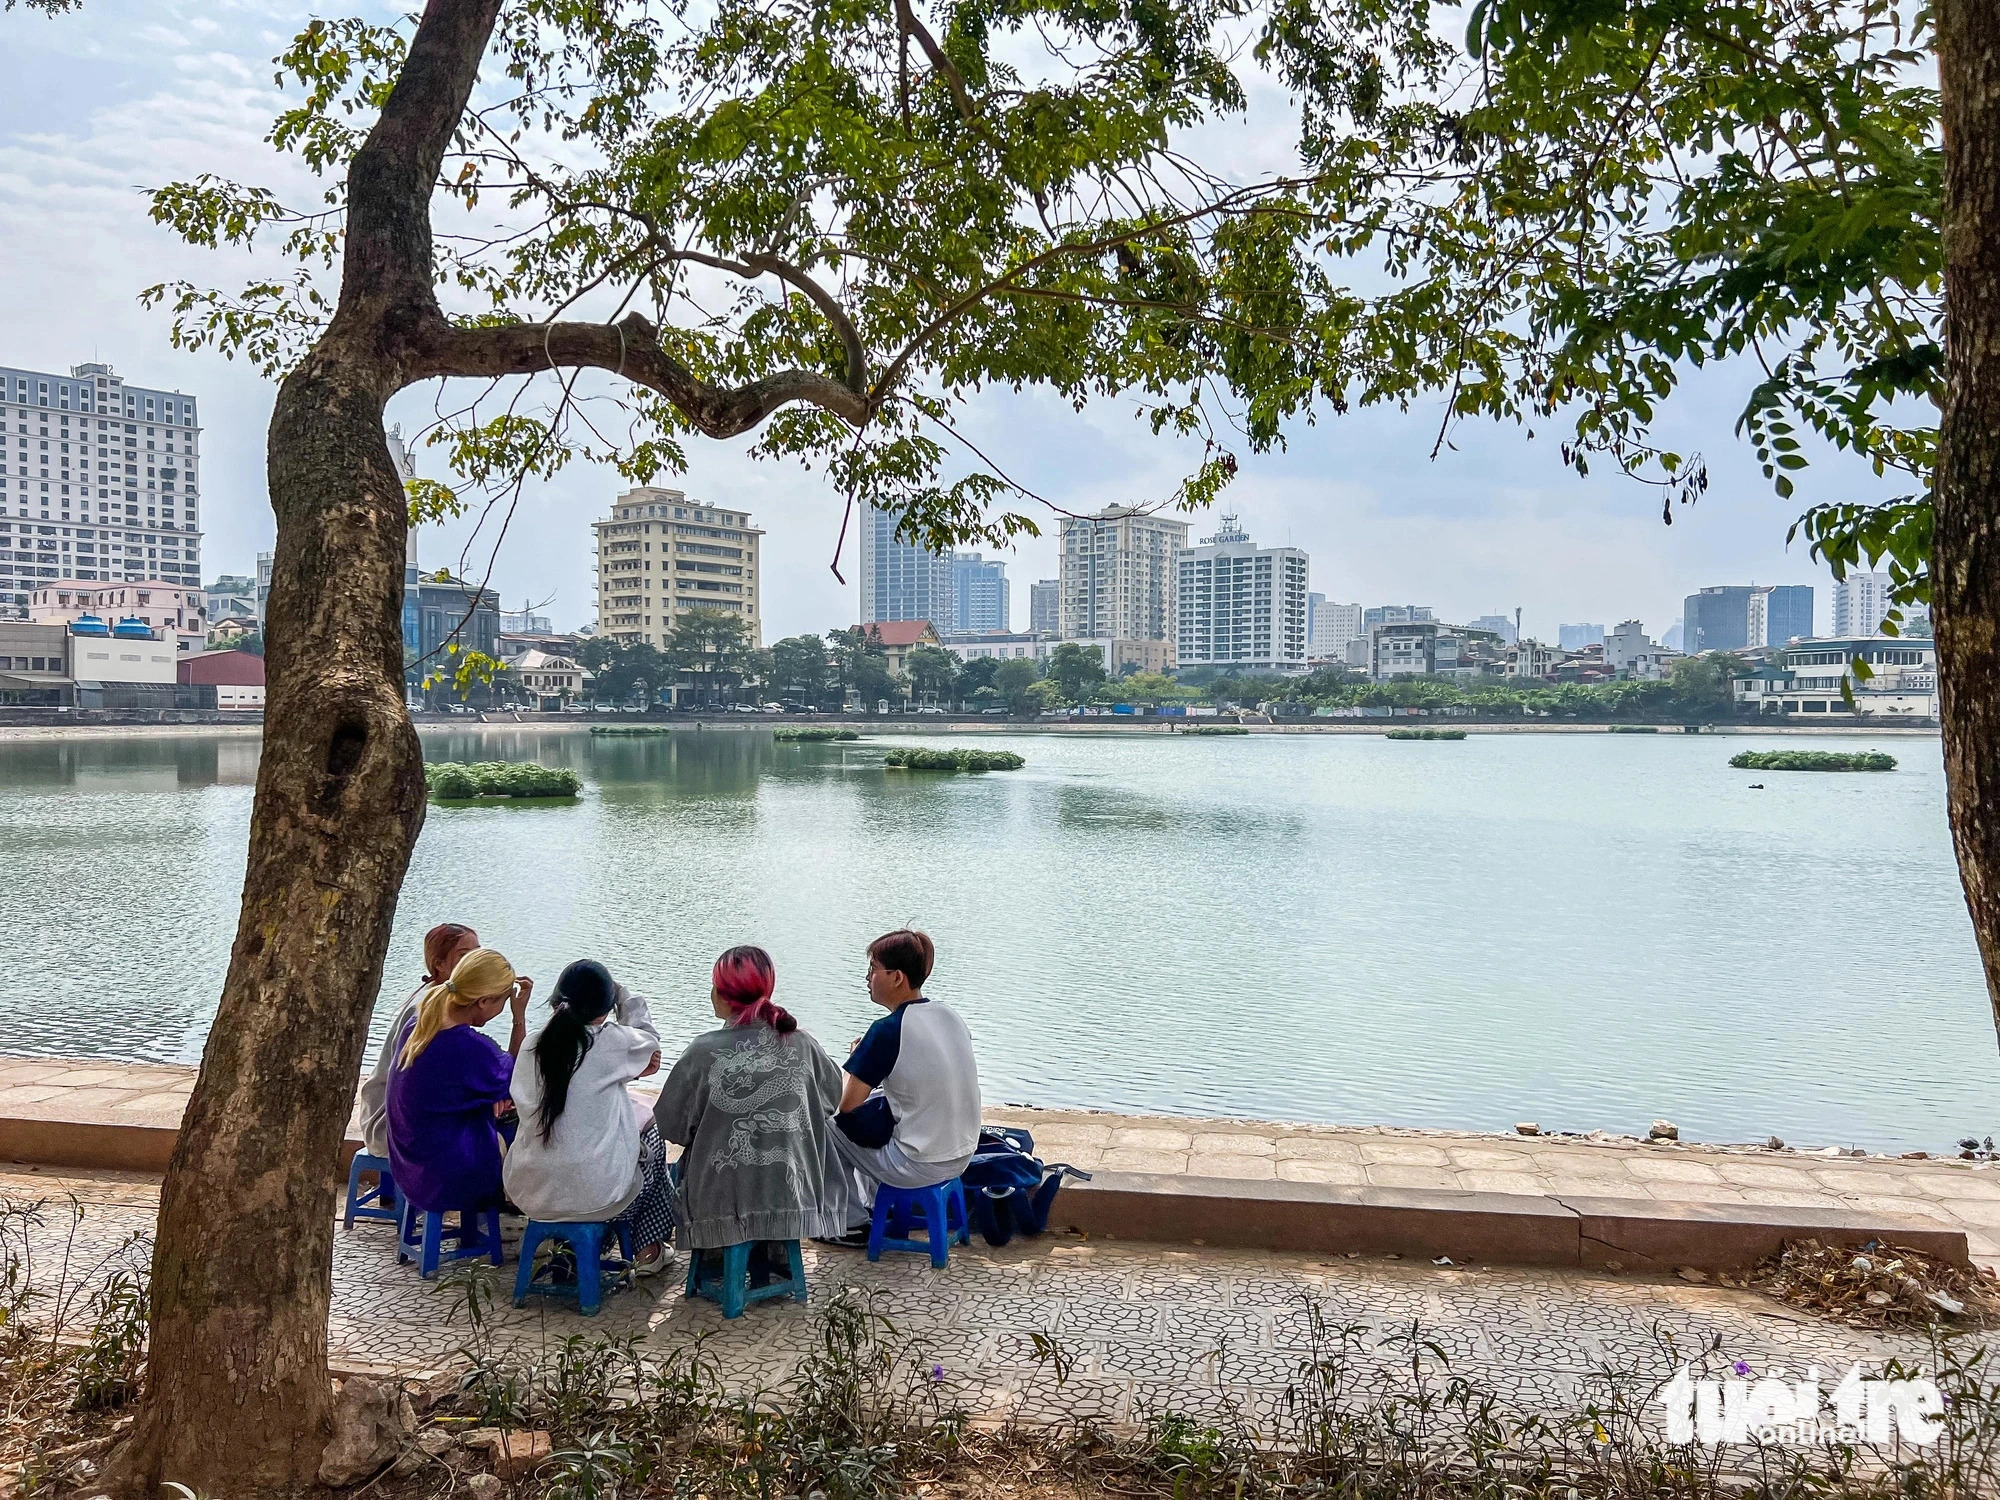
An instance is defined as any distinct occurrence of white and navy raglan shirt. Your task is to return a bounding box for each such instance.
[836,997,982,1163]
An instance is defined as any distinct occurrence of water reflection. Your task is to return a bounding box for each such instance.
[0,726,1991,1152]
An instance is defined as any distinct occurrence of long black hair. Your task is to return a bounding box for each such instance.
[534,959,617,1142]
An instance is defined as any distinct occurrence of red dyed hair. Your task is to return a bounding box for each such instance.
[422,922,478,983]
[712,946,796,1034]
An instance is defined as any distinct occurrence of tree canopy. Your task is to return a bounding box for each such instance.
[139,0,1400,558]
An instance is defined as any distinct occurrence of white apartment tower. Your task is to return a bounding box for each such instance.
[1311,599,1364,659]
[1832,572,1893,638]
[0,361,203,614]
[593,487,764,647]
[1174,516,1311,673]
[1058,504,1189,642]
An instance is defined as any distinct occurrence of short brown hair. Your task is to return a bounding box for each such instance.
[868,929,935,991]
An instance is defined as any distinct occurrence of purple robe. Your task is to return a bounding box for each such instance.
[385,1021,512,1212]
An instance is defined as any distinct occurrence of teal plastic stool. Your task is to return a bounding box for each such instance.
[684,1241,807,1319]
[867,1180,970,1268]
[343,1152,397,1229]
[513,1220,634,1316]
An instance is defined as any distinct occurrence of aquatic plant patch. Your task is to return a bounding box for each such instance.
[775,727,860,742]
[425,761,582,800]
[882,747,1024,771]
[1729,750,1897,772]
[1385,728,1468,741]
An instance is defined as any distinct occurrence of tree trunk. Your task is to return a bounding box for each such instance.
[1937,0,2000,1044]
[117,351,426,1493]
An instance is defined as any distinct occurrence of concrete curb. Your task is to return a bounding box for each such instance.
[1054,1171,1971,1271]
[0,1112,1970,1274]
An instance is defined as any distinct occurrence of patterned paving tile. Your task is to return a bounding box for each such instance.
[2,1164,1981,1434]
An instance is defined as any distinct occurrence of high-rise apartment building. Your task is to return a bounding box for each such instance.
[1310,598,1364,659]
[0,361,203,615]
[1028,578,1059,635]
[1684,584,1813,652]
[1469,613,1518,645]
[1832,572,1893,638]
[1173,516,1310,673]
[858,504,952,626]
[1558,622,1605,650]
[950,552,1009,633]
[594,487,764,647]
[1058,504,1188,642]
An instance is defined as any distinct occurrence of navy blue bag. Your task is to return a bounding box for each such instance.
[959,1126,1091,1247]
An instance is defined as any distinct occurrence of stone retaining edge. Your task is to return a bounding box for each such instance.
[1055,1171,1971,1272]
[0,1118,1970,1274]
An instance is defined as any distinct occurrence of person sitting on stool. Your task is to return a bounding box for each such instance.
[824,929,981,1241]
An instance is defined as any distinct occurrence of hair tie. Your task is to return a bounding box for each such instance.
[443,979,458,995]
[552,998,569,1011]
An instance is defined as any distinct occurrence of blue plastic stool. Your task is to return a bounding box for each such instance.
[396,1198,504,1279]
[343,1152,398,1229]
[867,1180,971,1268]
[684,1241,807,1319]
[512,1220,635,1316]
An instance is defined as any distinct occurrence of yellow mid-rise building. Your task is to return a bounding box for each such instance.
[592,487,764,647]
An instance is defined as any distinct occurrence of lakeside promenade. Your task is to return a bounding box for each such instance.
[0,1054,1966,1430]
[3,1055,1993,1263]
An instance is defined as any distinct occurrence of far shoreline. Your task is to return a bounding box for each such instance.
[0,716,1944,743]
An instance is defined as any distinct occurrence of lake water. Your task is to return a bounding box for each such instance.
[2,726,1992,1152]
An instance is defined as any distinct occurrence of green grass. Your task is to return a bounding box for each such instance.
[1181,724,1249,736]
[774,727,860,742]
[425,760,582,800]
[881,747,1025,771]
[1607,724,1659,733]
[589,724,674,736]
[1730,749,1898,772]
[1385,728,1467,741]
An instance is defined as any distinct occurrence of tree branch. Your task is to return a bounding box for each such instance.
[340,0,505,326]
[668,248,868,394]
[411,313,872,437]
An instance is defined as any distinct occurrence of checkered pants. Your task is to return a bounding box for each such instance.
[609,1121,676,1250]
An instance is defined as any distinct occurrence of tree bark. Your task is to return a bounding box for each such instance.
[117,0,501,1486]
[117,356,426,1492]
[116,0,871,1479]
[1936,0,2000,1044]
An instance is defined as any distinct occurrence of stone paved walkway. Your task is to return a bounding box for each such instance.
[1,1164,1959,1435]
[4,1056,1995,1263]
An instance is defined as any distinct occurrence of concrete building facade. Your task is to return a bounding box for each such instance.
[1310,599,1364,660]
[1028,579,1060,635]
[1734,637,1936,719]
[594,487,764,647]
[1832,572,1894,638]
[29,579,206,654]
[1059,505,1188,644]
[0,361,204,616]
[1173,517,1308,673]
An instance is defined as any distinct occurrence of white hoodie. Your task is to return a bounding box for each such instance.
[504,986,661,1223]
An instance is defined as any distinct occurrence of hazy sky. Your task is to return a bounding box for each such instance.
[1,0,1898,642]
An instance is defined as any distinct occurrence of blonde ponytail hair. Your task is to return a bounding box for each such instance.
[398,947,517,1068]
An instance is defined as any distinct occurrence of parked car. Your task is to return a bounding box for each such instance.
[916,706,944,715]
[980,707,1008,716]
